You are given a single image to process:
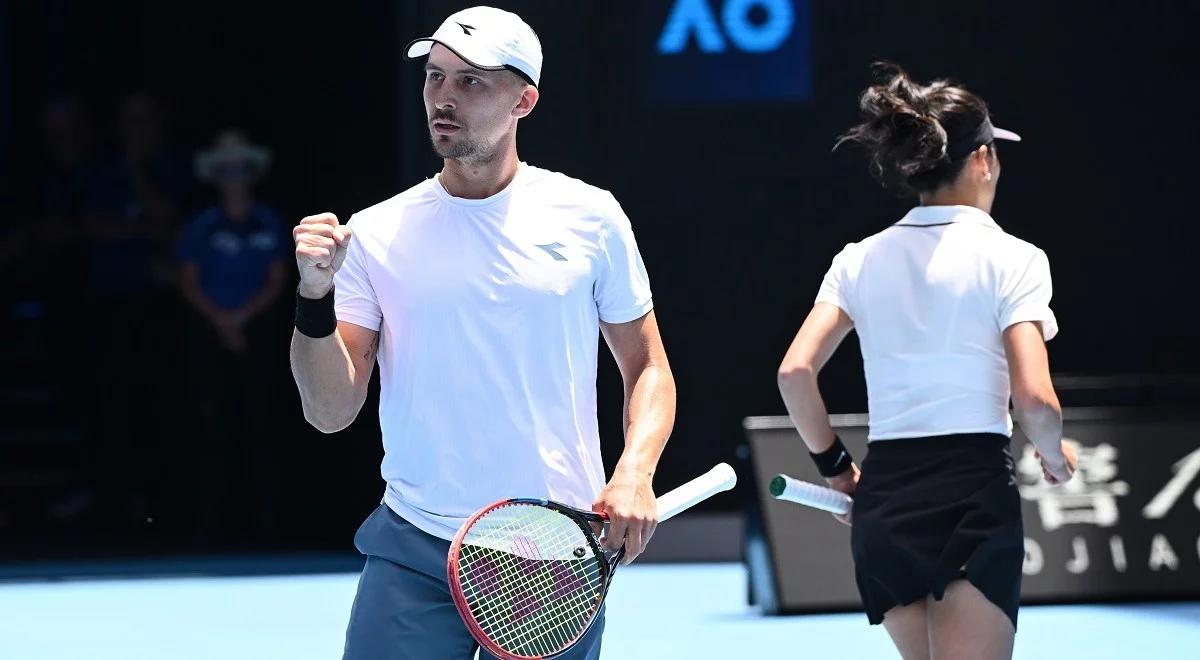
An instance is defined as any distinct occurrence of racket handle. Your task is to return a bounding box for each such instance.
[769,474,853,515]
[655,462,737,522]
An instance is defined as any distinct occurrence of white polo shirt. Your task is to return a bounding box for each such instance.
[816,205,1058,441]
[334,163,654,540]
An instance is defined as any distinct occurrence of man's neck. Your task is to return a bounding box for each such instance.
[439,147,522,200]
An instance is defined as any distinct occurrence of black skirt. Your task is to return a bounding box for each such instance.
[850,433,1023,629]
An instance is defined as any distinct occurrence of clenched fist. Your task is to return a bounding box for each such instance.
[293,213,352,299]
[1038,440,1078,486]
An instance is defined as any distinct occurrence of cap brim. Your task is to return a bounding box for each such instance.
[404,38,433,60]
[402,38,507,71]
[993,127,1022,142]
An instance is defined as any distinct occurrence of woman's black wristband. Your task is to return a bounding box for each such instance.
[810,435,854,478]
[295,286,337,338]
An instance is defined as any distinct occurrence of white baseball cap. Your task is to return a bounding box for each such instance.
[404,6,543,87]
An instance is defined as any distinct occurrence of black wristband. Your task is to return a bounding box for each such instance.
[295,286,337,338]
[810,435,854,478]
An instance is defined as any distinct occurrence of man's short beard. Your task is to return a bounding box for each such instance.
[431,134,497,164]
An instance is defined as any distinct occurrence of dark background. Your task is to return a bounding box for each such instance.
[2,1,1198,560]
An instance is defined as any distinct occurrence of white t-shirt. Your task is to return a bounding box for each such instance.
[333,164,654,540]
[816,205,1058,441]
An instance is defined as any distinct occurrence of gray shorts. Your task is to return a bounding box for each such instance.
[343,504,605,660]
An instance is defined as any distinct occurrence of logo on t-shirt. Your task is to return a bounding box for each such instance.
[535,242,568,262]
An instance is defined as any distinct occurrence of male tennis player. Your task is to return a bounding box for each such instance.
[289,7,676,659]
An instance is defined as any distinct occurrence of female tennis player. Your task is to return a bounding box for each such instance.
[776,63,1077,660]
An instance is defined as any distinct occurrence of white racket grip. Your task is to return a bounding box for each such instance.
[655,463,737,522]
[770,474,853,515]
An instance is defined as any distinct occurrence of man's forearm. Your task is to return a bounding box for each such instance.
[290,329,364,433]
[613,362,676,481]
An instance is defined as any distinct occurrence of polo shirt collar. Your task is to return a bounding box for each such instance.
[895,205,1002,230]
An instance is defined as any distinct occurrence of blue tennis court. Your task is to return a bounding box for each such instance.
[3,563,1196,659]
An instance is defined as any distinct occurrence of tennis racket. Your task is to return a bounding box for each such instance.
[769,473,853,515]
[447,462,737,659]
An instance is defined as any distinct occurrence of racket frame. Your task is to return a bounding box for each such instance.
[447,497,620,660]
[447,462,736,658]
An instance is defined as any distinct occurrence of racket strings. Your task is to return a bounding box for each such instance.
[466,559,600,653]
[458,508,600,628]
[480,554,602,655]
[456,504,606,656]
[462,536,597,653]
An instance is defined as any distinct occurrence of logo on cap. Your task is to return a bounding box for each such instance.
[455,22,475,36]
[535,243,568,262]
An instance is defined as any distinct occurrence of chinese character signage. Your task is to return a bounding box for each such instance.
[1013,413,1200,599]
[741,408,1200,614]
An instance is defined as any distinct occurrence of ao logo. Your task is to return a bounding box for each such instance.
[658,0,795,54]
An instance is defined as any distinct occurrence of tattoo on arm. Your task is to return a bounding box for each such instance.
[364,335,379,361]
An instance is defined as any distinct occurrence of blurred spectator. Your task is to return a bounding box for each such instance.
[28,97,105,528]
[82,92,192,535]
[178,129,288,546]
[41,97,99,246]
[2,98,108,538]
[2,97,98,300]
[86,92,191,293]
[36,96,100,324]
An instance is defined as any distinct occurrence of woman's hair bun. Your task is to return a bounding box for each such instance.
[837,62,989,196]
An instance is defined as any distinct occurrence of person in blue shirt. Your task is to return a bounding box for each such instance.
[177,129,287,546]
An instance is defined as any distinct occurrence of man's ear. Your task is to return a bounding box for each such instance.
[512,84,539,119]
